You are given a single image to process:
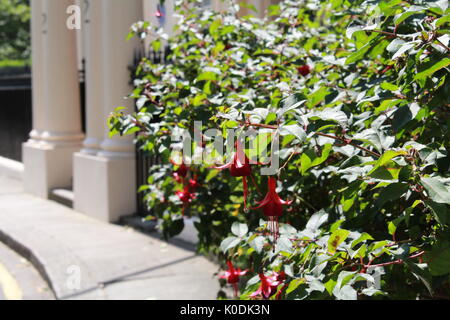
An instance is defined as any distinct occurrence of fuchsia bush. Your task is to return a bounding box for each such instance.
[109,0,450,300]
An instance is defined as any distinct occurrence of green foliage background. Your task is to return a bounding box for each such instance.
[110,0,450,300]
[0,0,30,63]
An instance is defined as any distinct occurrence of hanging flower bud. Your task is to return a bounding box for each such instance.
[214,140,252,210]
[215,140,251,177]
[188,177,201,190]
[253,177,292,241]
[219,261,247,297]
[297,65,311,76]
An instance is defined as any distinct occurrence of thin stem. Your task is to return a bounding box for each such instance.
[385,239,413,247]
[435,38,450,52]
[250,173,263,196]
[364,250,424,268]
[279,149,299,172]
[369,29,398,38]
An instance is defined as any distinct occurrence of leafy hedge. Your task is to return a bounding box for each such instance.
[0,0,30,62]
[109,0,450,300]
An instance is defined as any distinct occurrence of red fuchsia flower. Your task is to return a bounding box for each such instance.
[173,172,183,183]
[188,177,201,190]
[273,271,287,300]
[175,185,195,216]
[297,65,311,76]
[253,177,292,241]
[219,261,247,297]
[250,272,283,299]
[171,159,189,183]
[214,140,252,210]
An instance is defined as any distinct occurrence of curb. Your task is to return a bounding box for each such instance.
[0,228,57,299]
[0,156,24,181]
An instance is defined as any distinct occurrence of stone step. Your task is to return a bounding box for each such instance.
[49,188,74,208]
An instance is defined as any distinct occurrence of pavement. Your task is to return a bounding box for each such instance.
[0,172,220,300]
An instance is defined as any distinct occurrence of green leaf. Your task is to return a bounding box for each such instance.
[306,209,329,232]
[424,242,450,276]
[231,222,248,237]
[277,95,306,117]
[353,128,394,153]
[167,217,184,237]
[386,38,406,53]
[276,236,293,253]
[220,236,241,253]
[345,36,381,64]
[209,18,222,36]
[388,216,405,235]
[279,124,306,143]
[328,229,350,254]
[405,261,433,295]
[197,71,217,82]
[300,144,332,175]
[424,200,449,225]
[324,278,337,295]
[286,278,306,294]
[375,183,409,208]
[394,6,425,25]
[335,285,357,300]
[373,150,407,169]
[421,177,450,204]
[152,39,161,52]
[346,26,364,39]
[414,58,450,81]
[392,103,421,130]
[351,233,374,248]
[249,236,265,253]
[332,271,357,300]
[380,81,399,91]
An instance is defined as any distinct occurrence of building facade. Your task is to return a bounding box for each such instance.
[22,0,280,223]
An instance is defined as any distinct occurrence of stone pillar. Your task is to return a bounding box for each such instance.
[40,0,83,145]
[73,0,142,222]
[23,0,84,198]
[79,0,103,155]
[28,0,45,142]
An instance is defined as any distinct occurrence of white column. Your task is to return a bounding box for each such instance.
[97,0,142,158]
[74,0,142,222]
[23,0,84,198]
[40,0,84,145]
[28,0,46,142]
[79,0,104,154]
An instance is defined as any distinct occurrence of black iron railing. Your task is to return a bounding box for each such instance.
[0,64,86,162]
[133,45,171,216]
[0,66,32,161]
